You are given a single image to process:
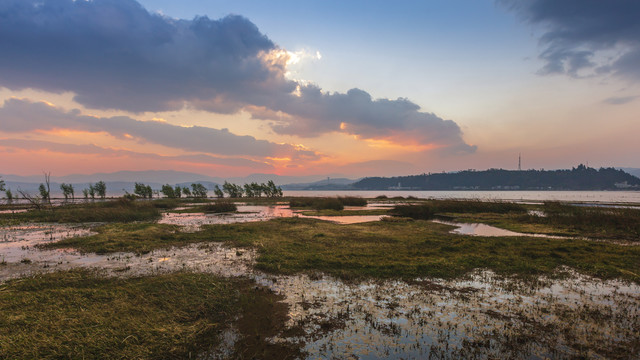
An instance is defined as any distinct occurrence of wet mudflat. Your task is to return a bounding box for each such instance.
[1,201,639,359]
[258,270,639,359]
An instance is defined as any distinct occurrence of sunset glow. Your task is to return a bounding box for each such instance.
[0,0,638,180]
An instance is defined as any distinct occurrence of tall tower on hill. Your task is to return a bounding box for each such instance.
[518,153,522,171]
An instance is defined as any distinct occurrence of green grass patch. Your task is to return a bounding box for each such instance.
[337,196,367,206]
[42,223,191,254]
[530,202,640,241]
[391,199,527,220]
[289,196,368,211]
[450,203,640,241]
[0,199,161,224]
[208,218,640,281]
[0,270,301,359]
[202,200,238,213]
[46,217,640,282]
[289,197,344,210]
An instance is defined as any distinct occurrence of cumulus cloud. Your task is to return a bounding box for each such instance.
[250,86,477,153]
[0,0,475,153]
[0,0,290,112]
[500,0,640,79]
[0,98,318,160]
[0,138,274,170]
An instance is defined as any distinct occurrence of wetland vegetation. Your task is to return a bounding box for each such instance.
[1,195,639,359]
[0,270,302,359]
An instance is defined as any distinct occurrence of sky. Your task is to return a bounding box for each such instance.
[1,0,639,179]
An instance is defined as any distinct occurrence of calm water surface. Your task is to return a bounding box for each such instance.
[284,190,640,203]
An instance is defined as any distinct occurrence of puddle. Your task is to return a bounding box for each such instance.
[0,223,97,262]
[0,221,254,282]
[158,205,296,231]
[159,204,391,230]
[0,242,255,282]
[301,215,388,224]
[432,219,566,238]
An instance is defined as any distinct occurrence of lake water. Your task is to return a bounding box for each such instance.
[284,190,640,204]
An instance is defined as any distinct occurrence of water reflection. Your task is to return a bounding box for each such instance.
[257,270,639,359]
[432,219,566,238]
[158,204,390,230]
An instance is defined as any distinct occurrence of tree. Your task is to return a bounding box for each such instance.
[60,183,75,202]
[243,183,253,197]
[222,181,243,198]
[0,176,5,192]
[88,184,96,199]
[38,183,49,203]
[82,188,89,200]
[191,183,208,198]
[174,186,182,198]
[161,184,176,198]
[41,172,52,206]
[182,186,192,198]
[94,181,107,199]
[266,180,283,197]
[5,189,12,204]
[213,185,224,198]
[252,182,263,197]
[134,182,152,199]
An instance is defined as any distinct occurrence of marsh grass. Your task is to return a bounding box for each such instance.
[531,202,640,240]
[148,198,181,209]
[217,218,639,281]
[289,196,367,211]
[0,270,301,359]
[0,198,161,224]
[453,203,640,241]
[46,217,640,282]
[290,197,344,210]
[42,223,186,254]
[391,200,527,220]
[337,196,367,206]
[202,200,238,213]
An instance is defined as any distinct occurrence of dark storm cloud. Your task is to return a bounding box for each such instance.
[0,0,291,112]
[0,0,475,153]
[0,98,317,160]
[500,0,640,79]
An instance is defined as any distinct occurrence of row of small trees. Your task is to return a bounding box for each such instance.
[158,180,283,199]
[212,180,282,198]
[0,174,108,205]
[157,183,208,199]
[0,175,284,203]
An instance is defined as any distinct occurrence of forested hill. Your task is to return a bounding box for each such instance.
[352,165,640,190]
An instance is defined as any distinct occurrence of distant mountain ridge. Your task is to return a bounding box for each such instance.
[281,177,358,190]
[0,170,345,186]
[0,170,350,197]
[353,165,640,191]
